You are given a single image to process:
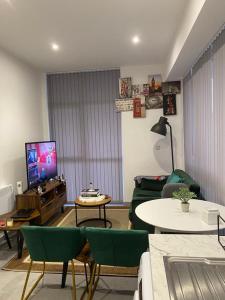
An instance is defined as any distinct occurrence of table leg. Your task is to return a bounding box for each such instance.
[75,204,78,226]
[17,230,24,259]
[61,261,68,288]
[99,206,101,219]
[103,205,106,228]
[4,230,12,249]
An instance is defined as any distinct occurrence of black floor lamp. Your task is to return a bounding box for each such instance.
[150,116,174,172]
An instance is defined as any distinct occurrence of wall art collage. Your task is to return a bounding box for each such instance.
[115,75,181,118]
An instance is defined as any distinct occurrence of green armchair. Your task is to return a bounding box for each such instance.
[85,227,148,300]
[20,226,86,300]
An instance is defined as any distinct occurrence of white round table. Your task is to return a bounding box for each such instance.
[135,198,225,233]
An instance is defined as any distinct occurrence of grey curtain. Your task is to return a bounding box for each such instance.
[183,26,225,204]
[47,70,123,202]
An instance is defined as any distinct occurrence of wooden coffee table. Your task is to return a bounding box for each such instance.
[74,195,112,228]
[0,209,40,258]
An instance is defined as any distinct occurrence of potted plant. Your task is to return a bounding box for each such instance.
[172,187,197,212]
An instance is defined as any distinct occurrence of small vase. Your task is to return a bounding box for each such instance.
[181,202,190,212]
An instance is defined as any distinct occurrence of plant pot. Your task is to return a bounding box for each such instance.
[181,202,190,212]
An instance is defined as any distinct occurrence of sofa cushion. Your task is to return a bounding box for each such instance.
[133,187,161,199]
[174,169,201,197]
[140,177,167,191]
[134,175,167,188]
[166,172,183,184]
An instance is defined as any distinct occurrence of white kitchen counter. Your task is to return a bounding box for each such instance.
[149,234,225,300]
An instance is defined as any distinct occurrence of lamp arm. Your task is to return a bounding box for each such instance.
[167,123,175,172]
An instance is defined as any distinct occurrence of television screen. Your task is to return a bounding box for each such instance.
[25,141,57,189]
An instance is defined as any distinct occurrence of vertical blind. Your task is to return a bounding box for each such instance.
[47,70,123,202]
[183,27,225,204]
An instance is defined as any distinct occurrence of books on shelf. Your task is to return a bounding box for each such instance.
[78,194,105,203]
[80,188,100,197]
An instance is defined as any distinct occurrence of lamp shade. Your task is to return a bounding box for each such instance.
[151,116,168,136]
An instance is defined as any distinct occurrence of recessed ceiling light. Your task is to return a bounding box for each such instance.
[132,36,140,44]
[51,43,59,51]
[3,0,14,8]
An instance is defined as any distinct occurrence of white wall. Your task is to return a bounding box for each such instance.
[0,48,48,193]
[165,0,206,79]
[41,73,50,140]
[120,64,184,202]
[165,0,225,80]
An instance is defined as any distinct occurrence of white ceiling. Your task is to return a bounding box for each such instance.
[0,0,187,72]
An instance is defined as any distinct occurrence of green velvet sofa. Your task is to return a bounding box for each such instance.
[129,169,201,233]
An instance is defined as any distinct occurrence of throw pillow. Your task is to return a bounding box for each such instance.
[166,173,183,184]
[140,177,167,191]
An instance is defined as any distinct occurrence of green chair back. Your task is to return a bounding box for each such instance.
[21,226,85,262]
[85,227,148,267]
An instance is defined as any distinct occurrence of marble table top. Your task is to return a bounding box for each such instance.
[149,234,225,300]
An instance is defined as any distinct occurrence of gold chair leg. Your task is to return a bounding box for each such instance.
[71,260,76,300]
[80,262,91,300]
[92,264,101,296]
[87,263,96,300]
[21,261,45,300]
[21,260,33,300]
[84,263,88,289]
[87,264,101,300]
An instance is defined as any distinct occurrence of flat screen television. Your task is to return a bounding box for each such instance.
[25,141,57,189]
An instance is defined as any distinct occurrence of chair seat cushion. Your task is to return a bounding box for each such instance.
[133,187,161,199]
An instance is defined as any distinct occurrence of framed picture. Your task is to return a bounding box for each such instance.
[132,84,142,97]
[115,99,133,112]
[145,94,163,109]
[142,84,150,96]
[133,97,146,118]
[163,94,176,115]
[162,81,181,94]
[148,74,162,94]
[119,77,132,98]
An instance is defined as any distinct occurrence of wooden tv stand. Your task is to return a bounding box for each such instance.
[16,180,67,225]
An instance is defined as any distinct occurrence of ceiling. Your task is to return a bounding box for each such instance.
[0,0,187,72]
[167,0,225,80]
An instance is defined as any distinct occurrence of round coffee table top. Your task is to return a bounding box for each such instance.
[135,198,225,233]
[75,195,111,207]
